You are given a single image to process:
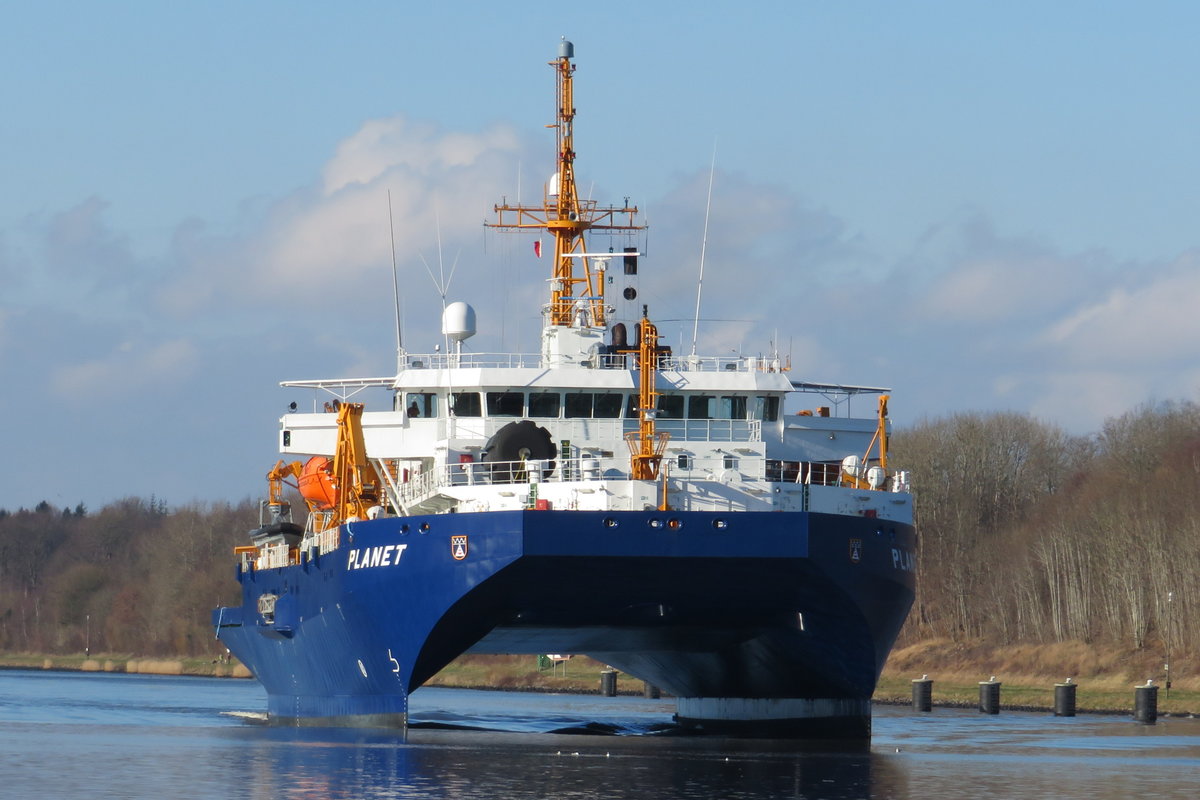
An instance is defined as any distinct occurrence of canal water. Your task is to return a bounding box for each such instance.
[1,669,1197,799]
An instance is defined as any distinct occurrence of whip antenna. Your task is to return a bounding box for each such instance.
[690,141,717,356]
[388,190,404,370]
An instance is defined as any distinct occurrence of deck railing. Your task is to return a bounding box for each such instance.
[394,352,785,373]
[392,453,779,504]
[389,454,907,509]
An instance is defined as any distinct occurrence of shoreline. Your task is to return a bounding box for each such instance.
[870,695,1196,718]
[6,652,1196,718]
[0,655,252,679]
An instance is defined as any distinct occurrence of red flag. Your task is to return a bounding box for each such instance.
[533,240,542,258]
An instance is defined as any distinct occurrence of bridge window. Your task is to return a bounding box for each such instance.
[486,391,524,417]
[565,392,593,418]
[688,395,715,419]
[451,391,481,417]
[405,392,438,418]
[657,394,684,419]
[594,394,623,418]
[529,392,560,417]
[565,392,625,418]
[681,394,747,420]
[754,396,780,422]
[719,395,748,419]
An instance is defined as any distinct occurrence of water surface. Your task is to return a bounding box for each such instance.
[2,670,1197,799]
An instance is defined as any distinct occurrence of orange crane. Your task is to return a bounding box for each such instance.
[329,401,383,526]
[265,402,384,534]
[625,309,670,482]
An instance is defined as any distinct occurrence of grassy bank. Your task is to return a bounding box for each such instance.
[874,674,1198,715]
[433,642,1200,715]
[6,639,1197,716]
[879,638,1199,715]
[424,655,647,695]
[0,652,251,678]
[0,652,646,694]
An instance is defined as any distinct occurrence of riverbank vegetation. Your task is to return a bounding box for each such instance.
[0,497,250,656]
[2,401,1196,710]
[890,401,1198,675]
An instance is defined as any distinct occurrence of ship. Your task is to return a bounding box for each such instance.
[213,40,916,738]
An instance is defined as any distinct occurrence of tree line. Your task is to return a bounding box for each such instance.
[1,400,1197,661]
[0,497,252,656]
[892,400,1199,660]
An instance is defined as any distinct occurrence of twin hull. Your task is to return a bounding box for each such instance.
[214,509,915,735]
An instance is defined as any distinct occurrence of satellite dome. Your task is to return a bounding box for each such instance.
[442,302,477,342]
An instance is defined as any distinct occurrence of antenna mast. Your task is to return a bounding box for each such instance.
[387,191,404,371]
[488,39,642,329]
[690,143,717,356]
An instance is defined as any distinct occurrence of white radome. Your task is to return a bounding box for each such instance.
[442,301,477,342]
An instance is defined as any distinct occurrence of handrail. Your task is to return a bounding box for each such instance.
[400,454,766,495]
[389,453,907,512]
[288,352,793,373]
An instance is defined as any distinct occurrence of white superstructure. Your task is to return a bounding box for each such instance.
[277,340,911,525]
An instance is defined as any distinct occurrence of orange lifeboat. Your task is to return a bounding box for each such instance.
[298,456,337,509]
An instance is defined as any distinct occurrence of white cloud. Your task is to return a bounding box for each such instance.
[986,249,1200,429]
[52,338,197,399]
[920,253,1066,323]
[906,213,1109,327]
[640,170,867,340]
[42,196,137,282]
[1041,250,1200,364]
[1023,371,1165,433]
[321,118,519,195]
[157,115,527,315]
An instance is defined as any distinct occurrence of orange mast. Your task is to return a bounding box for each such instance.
[488,39,642,328]
[625,308,670,480]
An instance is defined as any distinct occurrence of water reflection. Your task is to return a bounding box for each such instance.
[3,672,1199,800]
[241,727,903,800]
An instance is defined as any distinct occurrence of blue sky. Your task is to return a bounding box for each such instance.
[3,1,1199,510]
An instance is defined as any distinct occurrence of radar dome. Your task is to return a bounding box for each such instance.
[442,302,477,342]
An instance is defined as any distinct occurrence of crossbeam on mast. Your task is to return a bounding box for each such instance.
[486,40,643,329]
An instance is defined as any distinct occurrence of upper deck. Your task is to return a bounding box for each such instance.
[280,351,889,402]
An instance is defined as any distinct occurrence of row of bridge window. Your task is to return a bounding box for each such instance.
[401,391,780,421]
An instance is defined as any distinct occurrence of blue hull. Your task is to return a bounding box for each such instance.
[214,509,915,735]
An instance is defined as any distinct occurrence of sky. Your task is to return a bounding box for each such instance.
[3,1,1199,511]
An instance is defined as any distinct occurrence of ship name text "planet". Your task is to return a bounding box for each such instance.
[348,544,409,570]
[891,547,915,572]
